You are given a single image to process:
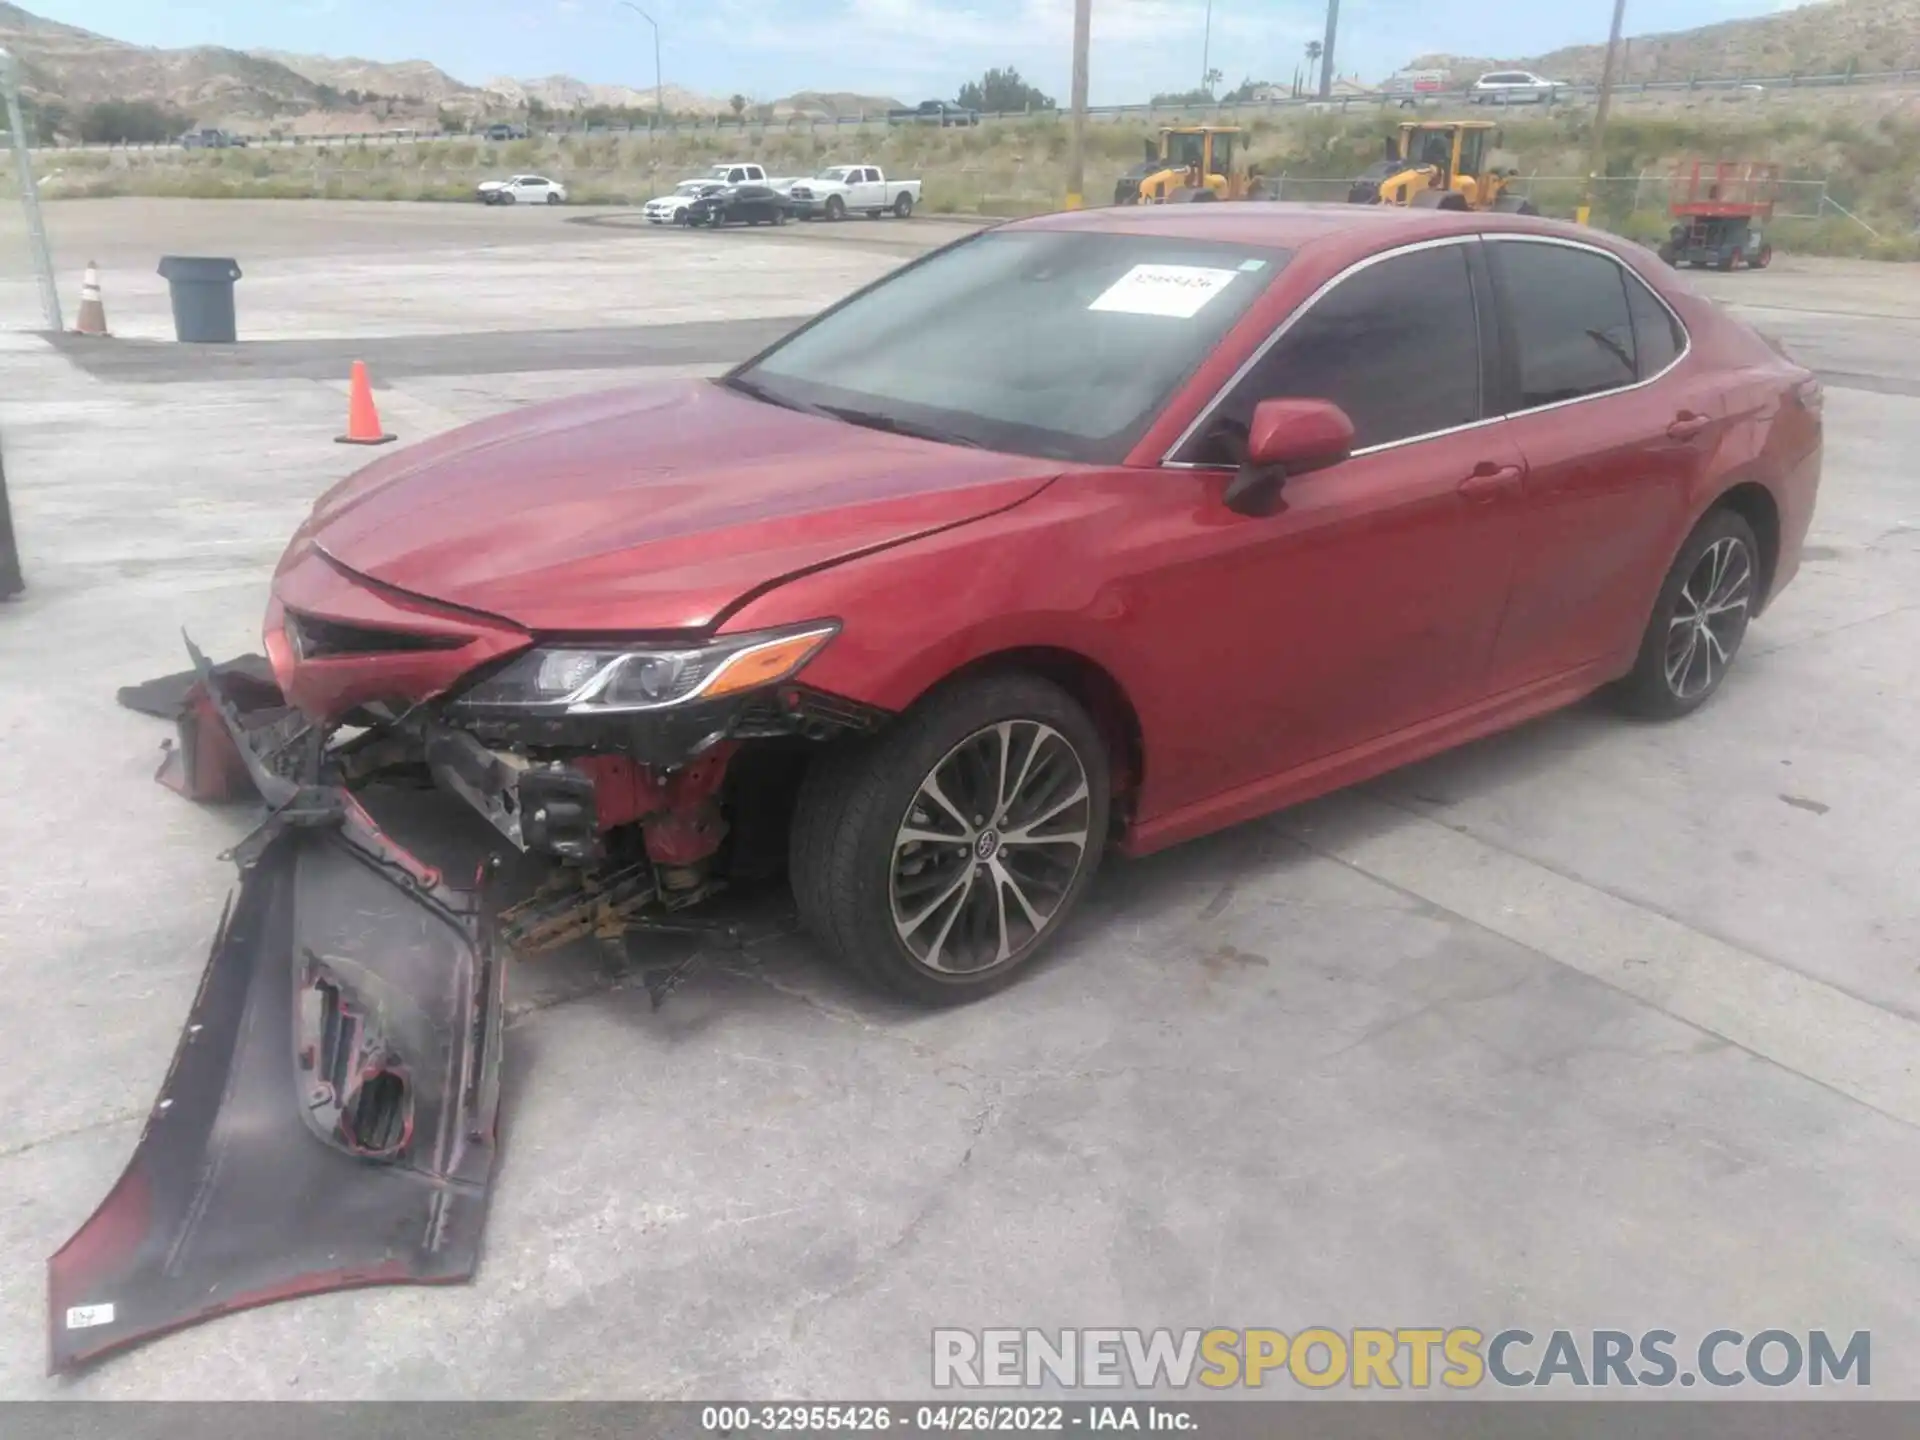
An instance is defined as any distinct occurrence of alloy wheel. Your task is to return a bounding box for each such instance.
[1665,536,1753,701]
[889,720,1093,975]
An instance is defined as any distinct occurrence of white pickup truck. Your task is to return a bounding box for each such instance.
[785,165,922,220]
[696,161,809,192]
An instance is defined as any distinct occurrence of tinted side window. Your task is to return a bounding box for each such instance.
[1496,242,1638,408]
[1189,244,1481,462]
[1624,269,1684,378]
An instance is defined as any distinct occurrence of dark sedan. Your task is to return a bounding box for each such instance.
[685,182,792,228]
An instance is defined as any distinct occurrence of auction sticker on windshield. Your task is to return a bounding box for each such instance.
[1089,264,1242,319]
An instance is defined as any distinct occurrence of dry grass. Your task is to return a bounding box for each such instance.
[10,109,1918,256]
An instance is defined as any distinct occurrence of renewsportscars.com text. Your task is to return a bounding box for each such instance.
[931,1328,1871,1390]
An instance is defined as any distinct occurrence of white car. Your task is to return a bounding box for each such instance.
[1470,70,1563,104]
[477,174,568,205]
[644,180,726,224]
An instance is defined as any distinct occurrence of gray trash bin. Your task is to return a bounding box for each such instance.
[157,256,243,343]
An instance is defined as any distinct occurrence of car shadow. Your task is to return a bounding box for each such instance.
[356,683,1654,1060]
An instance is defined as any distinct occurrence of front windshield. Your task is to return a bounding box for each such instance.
[817,166,854,181]
[730,229,1288,463]
[675,181,706,194]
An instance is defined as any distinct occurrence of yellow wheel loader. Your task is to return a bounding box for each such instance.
[1347,120,1537,213]
[1113,126,1259,205]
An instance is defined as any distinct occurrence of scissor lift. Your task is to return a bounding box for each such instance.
[1659,161,1779,271]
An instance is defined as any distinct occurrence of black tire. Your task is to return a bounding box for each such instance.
[1411,188,1469,210]
[1612,507,1761,720]
[1657,241,1678,266]
[774,207,788,225]
[1492,194,1539,215]
[825,195,846,221]
[789,674,1111,1005]
[893,192,914,218]
[546,192,561,205]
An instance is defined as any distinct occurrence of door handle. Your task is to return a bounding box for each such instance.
[1458,463,1523,502]
[1667,412,1713,440]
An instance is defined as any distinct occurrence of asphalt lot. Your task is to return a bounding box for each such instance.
[2,202,1919,1400]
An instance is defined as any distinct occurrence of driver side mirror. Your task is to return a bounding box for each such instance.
[1221,398,1356,516]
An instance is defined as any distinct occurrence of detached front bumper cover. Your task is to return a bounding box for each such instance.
[51,644,505,1375]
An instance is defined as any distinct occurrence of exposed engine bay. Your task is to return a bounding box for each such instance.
[49,631,887,1374]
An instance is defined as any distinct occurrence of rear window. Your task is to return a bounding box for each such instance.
[1493,241,1639,408]
[1624,269,1686,378]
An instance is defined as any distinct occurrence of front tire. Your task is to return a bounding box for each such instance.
[1613,507,1760,719]
[825,195,846,221]
[790,674,1111,1005]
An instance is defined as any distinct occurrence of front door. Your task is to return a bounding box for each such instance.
[1126,238,1529,814]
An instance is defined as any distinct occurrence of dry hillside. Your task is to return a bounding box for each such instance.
[0,1,327,117]
[1412,0,1920,85]
[2,3,888,131]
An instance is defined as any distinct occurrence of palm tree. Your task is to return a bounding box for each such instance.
[1305,40,1324,65]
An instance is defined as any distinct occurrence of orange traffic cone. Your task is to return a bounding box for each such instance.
[336,361,396,446]
[72,261,110,337]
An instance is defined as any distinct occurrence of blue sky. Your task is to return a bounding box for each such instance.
[25,0,1808,105]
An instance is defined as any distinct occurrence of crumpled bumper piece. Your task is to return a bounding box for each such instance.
[116,650,297,804]
[52,653,505,1375]
[47,809,504,1374]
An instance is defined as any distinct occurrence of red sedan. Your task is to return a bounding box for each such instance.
[52,202,1827,1371]
[269,204,1821,1002]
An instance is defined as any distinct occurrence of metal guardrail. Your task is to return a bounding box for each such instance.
[19,65,1920,153]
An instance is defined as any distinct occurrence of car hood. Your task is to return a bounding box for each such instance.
[291,380,1062,633]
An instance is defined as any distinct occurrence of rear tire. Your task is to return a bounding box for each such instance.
[1755,243,1774,269]
[1721,247,1742,272]
[789,674,1111,1006]
[1411,189,1470,210]
[546,192,561,205]
[894,192,914,218]
[1612,507,1760,720]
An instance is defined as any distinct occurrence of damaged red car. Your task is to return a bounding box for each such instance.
[53,203,1822,1370]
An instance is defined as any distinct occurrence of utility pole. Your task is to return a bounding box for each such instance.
[1318,0,1340,100]
[0,438,20,600]
[617,3,664,125]
[1065,0,1091,209]
[1579,0,1629,225]
[0,45,61,332]
[1201,0,1212,94]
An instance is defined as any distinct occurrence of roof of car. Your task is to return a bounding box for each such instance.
[1011,202,1630,262]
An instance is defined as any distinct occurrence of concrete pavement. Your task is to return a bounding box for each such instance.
[0,204,1917,1400]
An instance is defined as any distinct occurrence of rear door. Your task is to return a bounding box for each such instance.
[1138,238,1529,803]
[1483,236,1721,691]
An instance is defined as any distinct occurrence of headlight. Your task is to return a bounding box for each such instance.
[451,623,838,714]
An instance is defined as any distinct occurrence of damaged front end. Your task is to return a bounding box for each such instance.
[50,646,504,1375]
[62,610,885,1372]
